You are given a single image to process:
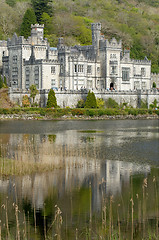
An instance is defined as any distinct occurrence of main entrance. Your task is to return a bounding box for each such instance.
[110,82,114,89]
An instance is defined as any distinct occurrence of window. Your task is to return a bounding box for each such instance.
[51,66,56,74]
[60,65,63,74]
[87,65,92,74]
[51,79,56,88]
[142,82,146,89]
[110,54,116,59]
[122,68,130,81]
[141,68,146,77]
[34,66,39,88]
[12,67,18,86]
[111,66,117,74]
[134,81,140,89]
[25,67,30,89]
[12,55,17,63]
[97,67,100,73]
[74,64,77,73]
[78,64,84,73]
[74,64,84,73]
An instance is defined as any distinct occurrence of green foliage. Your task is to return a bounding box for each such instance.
[152,82,156,88]
[29,85,38,103]
[77,99,85,108]
[71,109,84,116]
[140,99,148,109]
[84,91,97,108]
[22,95,30,107]
[150,99,158,109]
[3,76,7,87]
[86,109,97,116]
[0,75,3,89]
[20,9,37,39]
[105,98,119,108]
[6,0,16,7]
[31,0,53,23]
[96,98,105,109]
[3,0,159,71]
[47,89,57,108]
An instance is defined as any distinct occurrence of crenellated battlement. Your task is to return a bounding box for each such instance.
[133,58,151,64]
[58,45,71,52]
[7,34,48,47]
[42,59,59,64]
[31,24,44,28]
[106,38,122,49]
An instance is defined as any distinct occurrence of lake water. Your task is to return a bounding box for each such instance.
[0,119,159,239]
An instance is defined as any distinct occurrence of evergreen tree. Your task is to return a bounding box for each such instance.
[84,91,97,108]
[31,0,53,23]
[20,9,37,39]
[0,75,3,89]
[3,76,7,87]
[47,89,57,108]
[152,82,156,88]
[29,84,38,103]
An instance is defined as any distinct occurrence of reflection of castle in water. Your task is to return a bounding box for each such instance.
[0,159,150,211]
[1,125,158,163]
[0,125,155,211]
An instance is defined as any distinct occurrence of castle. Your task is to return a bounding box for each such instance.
[1,23,152,91]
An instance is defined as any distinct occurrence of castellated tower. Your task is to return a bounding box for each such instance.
[31,24,44,44]
[91,23,101,49]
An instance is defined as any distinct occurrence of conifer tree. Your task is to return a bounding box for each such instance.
[47,89,57,108]
[29,84,38,103]
[3,76,7,87]
[31,0,53,23]
[84,91,97,108]
[0,75,3,89]
[20,9,37,39]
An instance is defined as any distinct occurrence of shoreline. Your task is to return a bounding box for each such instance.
[0,113,158,121]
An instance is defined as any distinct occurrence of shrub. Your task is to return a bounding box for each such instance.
[156,110,159,115]
[71,109,84,116]
[22,95,30,107]
[148,109,153,114]
[96,98,105,109]
[84,91,97,108]
[140,99,148,109]
[77,99,85,108]
[97,109,104,116]
[127,109,138,116]
[29,85,38,103]
[85,109,97,116]
[47,89,57,108]
[138,109,148,115]
[0,75,3,89]
[40,109,46,116]
[149,99,158,109]
[106,98,119,108]
[3,76,7,88]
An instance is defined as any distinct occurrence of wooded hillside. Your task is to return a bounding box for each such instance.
[1,0,159,72]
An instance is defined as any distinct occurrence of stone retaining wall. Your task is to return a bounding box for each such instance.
[8,88,159,108]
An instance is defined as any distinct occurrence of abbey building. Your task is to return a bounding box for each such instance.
[1,23,151,91]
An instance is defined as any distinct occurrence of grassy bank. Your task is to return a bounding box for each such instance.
[0,107,159,119]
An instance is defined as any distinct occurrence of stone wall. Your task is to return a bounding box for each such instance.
[8,88,159,108]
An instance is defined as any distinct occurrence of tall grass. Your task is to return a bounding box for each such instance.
[0,175,158,239]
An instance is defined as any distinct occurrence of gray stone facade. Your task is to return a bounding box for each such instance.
[2,23,152,91]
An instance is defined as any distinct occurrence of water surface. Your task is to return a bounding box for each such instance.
[0,119,159,239]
